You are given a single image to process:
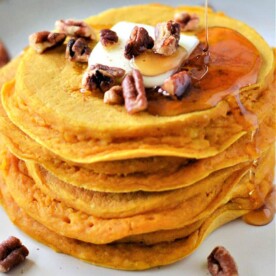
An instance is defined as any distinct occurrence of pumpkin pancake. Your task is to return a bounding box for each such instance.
[0,152,248,244]
[0,3,275,272]
[2,80,245,162]
[1,5,274,163]
[1,148,274,244]
[25,160,252,218]
[0,176,251,270]
[0,55,189,176]
[0,106,274,192]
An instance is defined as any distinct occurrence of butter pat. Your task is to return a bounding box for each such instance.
[89,22,199,87]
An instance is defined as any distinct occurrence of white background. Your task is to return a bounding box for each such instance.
[0,0,275,275]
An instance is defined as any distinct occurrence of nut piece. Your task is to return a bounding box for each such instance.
[122,69,148,114]
[124,26,154,59]
[207,246,239,276]
[161,71,191,99]
[104,85,124,105]
[153,20,180,56]
[0,42,10,68]
[66,38,91,62]
[100,29,119,47]
[174,12,200,32]
[82,64,125,92]
[0,236,29,273]
[55,19,96,39]
[29,31,66,54]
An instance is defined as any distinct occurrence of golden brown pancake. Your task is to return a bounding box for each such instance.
[0,3,275,271]
[1,148,273,244]
[0,106,273,192]
[25,159,251,218]
[1,5,274,163]
[0,177,250,270]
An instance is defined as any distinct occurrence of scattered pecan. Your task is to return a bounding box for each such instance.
[100,29,119,47]
[82,64,125,92]
[174,12,200,32]
[160,71,191,99]
[55,19,96,39]
[66,37,91,62]
[104,85,124,105]
[153,20,180,56]
[0,236,29,273]
[207,246,239,276]
[124,26,154,59]
[0,42,10,68]
[122,69,148,114]
[29,31,66,54]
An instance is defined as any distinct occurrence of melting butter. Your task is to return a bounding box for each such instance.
[89,22,199,87]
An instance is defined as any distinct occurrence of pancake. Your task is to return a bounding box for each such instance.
[2,80,245,161]
[1,5,274,163]
[0,177,250,270]
[0,152,245,244]
[0,3,275,271]
[25,160,252,218]
[0,103,274,192]
[1,147,274,244]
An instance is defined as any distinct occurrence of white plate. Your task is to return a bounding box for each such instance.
[0,0,275,275]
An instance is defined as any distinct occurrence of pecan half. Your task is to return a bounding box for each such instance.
[207,246,239,276]
[153,21,180,56]
[0,236,29,273]
[55,19,96,39]
[124,26,154,59]
[174,12,200,32]
[104,85,124,105]
[0,42,10,68]
[66,37,91,62]
[82,64,125,92]
[161,71,191,99]
[122,69,147,114]
[29,31,66,54]
[100,29,119,47]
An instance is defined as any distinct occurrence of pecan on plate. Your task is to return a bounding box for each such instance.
[160,71,191,99]
[207,246,239,276]
[0,236,29,273]
[153,20,180,56]
[66,37,91,62]
[100,29,118,47]
[124,26,154,59]
[29,31,66,54]
[55,19,96,39]
[0,41,10,68]
[122,69,148,114]
[174,12,200,32]
[82,64,125,92]
[104,85,124,105]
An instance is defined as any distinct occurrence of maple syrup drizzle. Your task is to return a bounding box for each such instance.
[242,131,275,226]
[248,129,259,186]
[147,28,262,117]
[226,91,259,131]
[243,187,276,226]
[203,0,209,53]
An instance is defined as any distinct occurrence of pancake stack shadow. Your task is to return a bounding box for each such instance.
[0,4,275,271]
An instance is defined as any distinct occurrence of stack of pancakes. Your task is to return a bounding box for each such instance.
[0,4,275,270]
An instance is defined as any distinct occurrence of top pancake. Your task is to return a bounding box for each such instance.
[1,4,275,163]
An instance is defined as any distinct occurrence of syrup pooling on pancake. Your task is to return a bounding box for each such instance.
[147,27,262,116]
[0,3,275,271]
[1,5,273,164]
